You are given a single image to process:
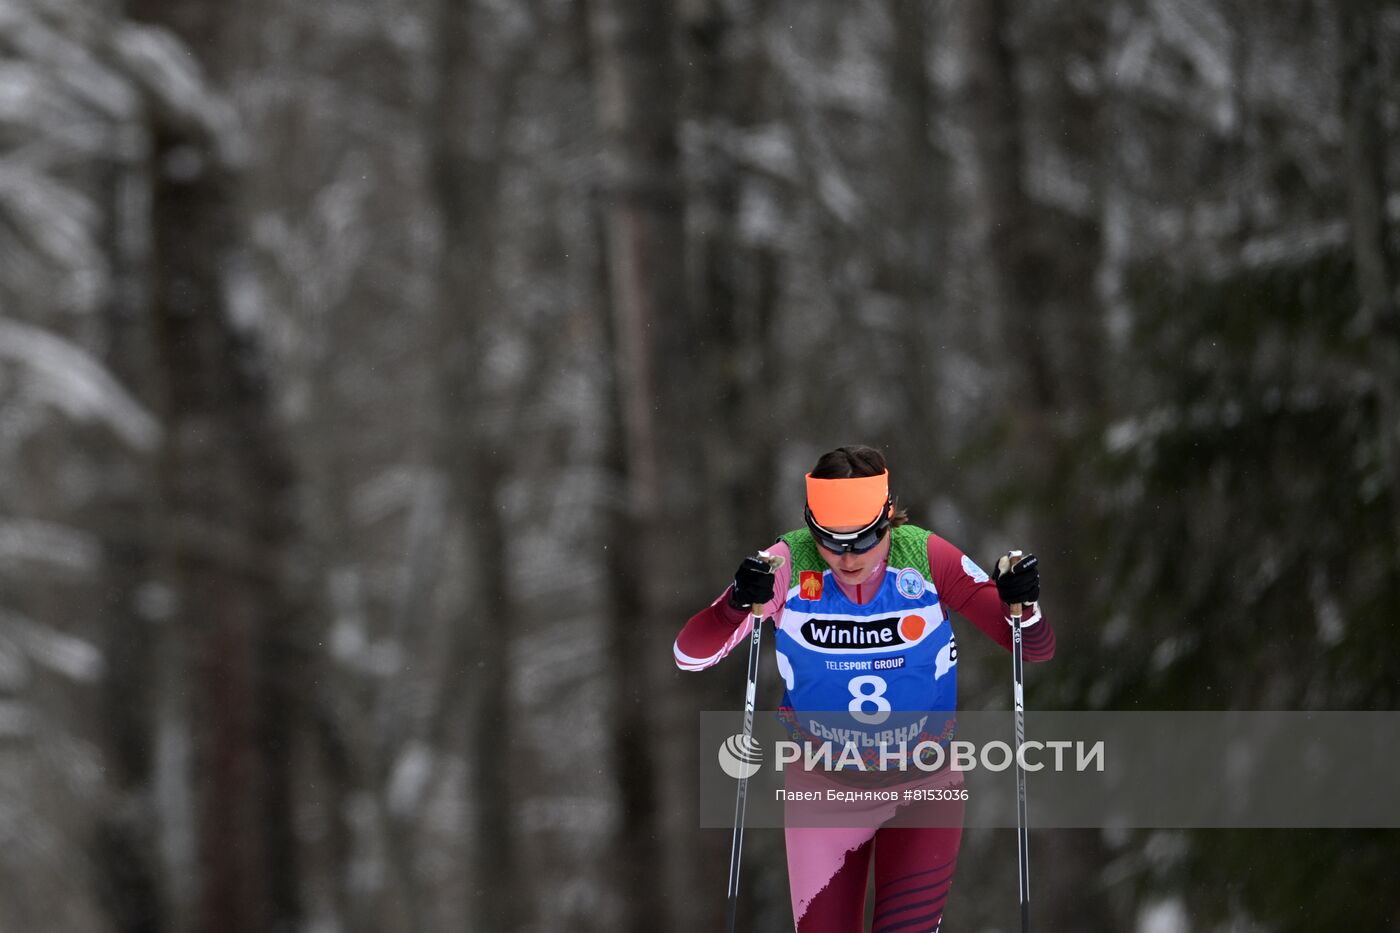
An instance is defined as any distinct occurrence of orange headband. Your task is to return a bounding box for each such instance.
[805,470,890,528]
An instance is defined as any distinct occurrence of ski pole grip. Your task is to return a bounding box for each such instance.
[750,551,785,618]
[998,550,1025,620]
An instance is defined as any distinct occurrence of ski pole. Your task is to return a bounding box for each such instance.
[1001,550,1032,933]
[725,550,783,933]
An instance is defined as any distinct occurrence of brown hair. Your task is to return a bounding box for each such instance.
[809,445,910,527]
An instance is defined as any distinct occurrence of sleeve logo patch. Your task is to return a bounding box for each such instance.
[896,568,926,599]
[799,571,824,601]
[961,554,990,583]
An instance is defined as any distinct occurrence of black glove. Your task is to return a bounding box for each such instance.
[728,555,776,609]
[991,551,1040,605]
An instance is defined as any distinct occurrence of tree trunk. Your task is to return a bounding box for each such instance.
[886,0,947,494]
[588,0,695,928]
[1338,0,1400,554]
[428,0,520,928]
[126,2,305,929]
[92,141,168,933]
[953,0,1055,412]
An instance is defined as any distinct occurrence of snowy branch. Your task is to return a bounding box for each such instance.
[0,318,161,450]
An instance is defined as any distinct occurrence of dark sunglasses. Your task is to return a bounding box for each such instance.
[804,500,892,555]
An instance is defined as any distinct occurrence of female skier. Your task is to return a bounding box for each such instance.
[674,445,1055,932]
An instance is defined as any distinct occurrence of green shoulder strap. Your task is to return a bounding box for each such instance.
[887,524,932,578]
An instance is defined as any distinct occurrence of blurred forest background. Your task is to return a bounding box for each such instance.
[2,0,1399,930]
